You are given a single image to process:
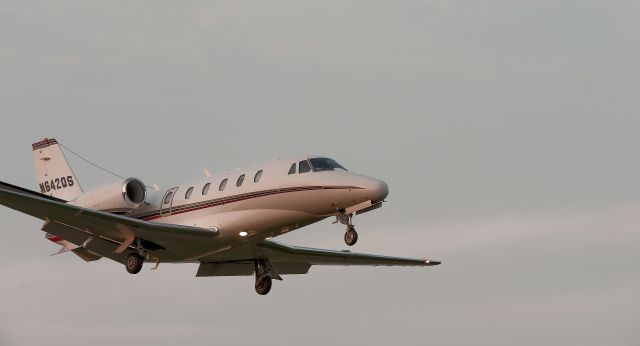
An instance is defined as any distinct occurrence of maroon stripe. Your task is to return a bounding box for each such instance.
[140,185,360,221]
[32,138,58,150]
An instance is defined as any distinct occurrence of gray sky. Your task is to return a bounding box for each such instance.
[1,1,639,345]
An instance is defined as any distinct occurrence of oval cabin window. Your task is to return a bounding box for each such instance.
[202,183,211,195]
[185,187,194,199]
[219,179,228,191]
[237,174,245,187]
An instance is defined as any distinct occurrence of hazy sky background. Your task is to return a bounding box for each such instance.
[1,1,639,345]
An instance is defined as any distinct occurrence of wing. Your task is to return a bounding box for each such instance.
[0,183,440,271]
[196,240,439,277]
[0,180,67,203]
[258,240,440,266]
[0,185,220,262]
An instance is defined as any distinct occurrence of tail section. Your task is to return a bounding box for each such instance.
[32,138,83,201]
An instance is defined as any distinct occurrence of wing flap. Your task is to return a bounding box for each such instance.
[195,261,312,277]
[42,220,127,264]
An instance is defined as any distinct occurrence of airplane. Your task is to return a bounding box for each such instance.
[0,138,440,295]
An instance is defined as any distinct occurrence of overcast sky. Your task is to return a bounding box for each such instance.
[1,1,639,345]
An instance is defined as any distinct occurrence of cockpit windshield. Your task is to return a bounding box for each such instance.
[309,158,347,172]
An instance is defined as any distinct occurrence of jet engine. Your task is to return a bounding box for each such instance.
[73,178,147,213]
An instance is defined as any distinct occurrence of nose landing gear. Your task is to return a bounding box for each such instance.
[335,212,358,246]
[344,226,358,246]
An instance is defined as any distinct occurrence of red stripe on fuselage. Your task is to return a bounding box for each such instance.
[139,185,361,221]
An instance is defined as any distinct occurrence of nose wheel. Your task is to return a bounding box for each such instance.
[335,212,359,246]
[344,226,358,246]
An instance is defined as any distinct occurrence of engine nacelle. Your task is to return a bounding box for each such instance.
[73,178,147,213]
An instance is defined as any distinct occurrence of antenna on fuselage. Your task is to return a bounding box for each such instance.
[203,169,212,178]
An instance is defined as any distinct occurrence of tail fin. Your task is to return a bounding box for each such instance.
[32,138,83,201]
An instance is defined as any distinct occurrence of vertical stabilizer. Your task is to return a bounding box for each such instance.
[32,138,83,201]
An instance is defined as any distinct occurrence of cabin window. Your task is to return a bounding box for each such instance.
[219,178,228,191]
[237,174,245,187]
[299,160,311,174]
[288,163,296,175]
[163,191,174,204]
[254,170,263,183]
[202,183,211,195]
[185,187,194,199]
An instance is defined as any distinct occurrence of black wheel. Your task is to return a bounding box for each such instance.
[344,227,358,246]
[126,253,144,274]
[255,275,272,295]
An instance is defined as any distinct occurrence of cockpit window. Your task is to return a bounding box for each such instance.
[288,163,296,175]
[299,160,311,174]
[309,158,347,172]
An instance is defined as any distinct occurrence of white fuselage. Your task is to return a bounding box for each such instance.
[125,156,388,260]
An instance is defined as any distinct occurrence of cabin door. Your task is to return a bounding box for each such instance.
[160,187,179,217]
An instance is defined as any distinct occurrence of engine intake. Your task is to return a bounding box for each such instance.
[74,178,148,213]
[123,178,146,205]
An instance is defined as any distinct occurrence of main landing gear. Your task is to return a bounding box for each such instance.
[335,212,359,246]
[255,274,272,295]
[125,238,146,274]
[126,252,144,274]
[254,260,281,295]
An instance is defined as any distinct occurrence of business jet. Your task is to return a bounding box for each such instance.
[0,138,439,295]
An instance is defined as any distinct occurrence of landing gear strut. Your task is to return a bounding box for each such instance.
[335,212,358,246]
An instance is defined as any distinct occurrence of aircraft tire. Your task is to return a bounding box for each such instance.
[344,227,358,246]
[126,253,144,274]
[255,275,272,295]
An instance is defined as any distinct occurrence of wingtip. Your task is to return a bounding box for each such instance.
[425,259,441,266]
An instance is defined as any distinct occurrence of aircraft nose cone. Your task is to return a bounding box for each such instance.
[370,179,389,202]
